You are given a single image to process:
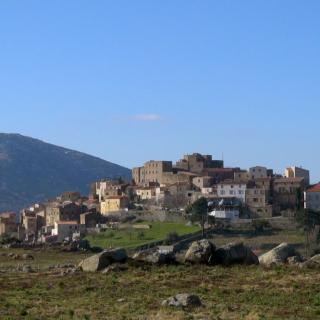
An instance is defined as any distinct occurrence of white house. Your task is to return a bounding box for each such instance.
[217,180,246,203]
[52,221,85,242]
[208,208,239,220]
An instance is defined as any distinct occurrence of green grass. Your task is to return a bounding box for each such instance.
[0,262,320,319]
[210,229,306,254]
[85,222,200,249]
[0,248,90,271]
[0,228,316,319]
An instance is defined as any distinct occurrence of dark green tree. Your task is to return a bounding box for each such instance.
[190,197,208,237]
[296,209,320,256]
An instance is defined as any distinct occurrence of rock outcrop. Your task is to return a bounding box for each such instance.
[301,254,320,268]
[79,248,127,272]
[213,242,259,266]
[162,294,202,308]
[185,239,215,264]
[132,247,174,265]
[259,243,298,266]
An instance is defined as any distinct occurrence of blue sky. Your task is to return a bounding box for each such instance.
[0,1,319,181]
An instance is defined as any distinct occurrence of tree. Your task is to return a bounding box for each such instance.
[296,209,320,256]
[252,219,270,234]
[164,232,179,245]
[190,197,208,237]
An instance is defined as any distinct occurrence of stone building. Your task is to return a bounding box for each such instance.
[202,168,237,183]
[285,166,310,186]
[135,187,157,201]
[60,191,82,202]
[0,212,17,236]
[249,166,269,180]
[175,153,223,174]
[45,202,87,226]
[245,186,273,218]
[192,176,213,190]
[80,212,101,228]
[132,160,173,185]
[161,171,197,186]
[100,196,129,215]
[93,180,129,201]
[273,177,305,211]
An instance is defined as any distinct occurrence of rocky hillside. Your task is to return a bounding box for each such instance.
[0,133,131,213]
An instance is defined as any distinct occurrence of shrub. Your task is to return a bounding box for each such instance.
[164,232,179,245]
[252,219,271,233]
[137,231,145,240]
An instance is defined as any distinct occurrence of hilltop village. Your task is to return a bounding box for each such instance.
[0,152,319,243]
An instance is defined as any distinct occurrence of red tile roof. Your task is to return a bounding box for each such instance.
[307,183,320,192]
[57,221,78,225]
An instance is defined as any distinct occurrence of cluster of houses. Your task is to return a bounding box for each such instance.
[0,152,319,242]
[132,153,315,219]
[0,192,101,243]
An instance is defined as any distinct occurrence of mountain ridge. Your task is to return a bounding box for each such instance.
[0,133,131,212]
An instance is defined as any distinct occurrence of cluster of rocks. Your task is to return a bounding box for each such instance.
[132,240,259,266]
[76,239,320,274]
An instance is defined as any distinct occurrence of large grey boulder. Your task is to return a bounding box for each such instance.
[301,254,320,269]
[133,247,174,265]
[213,242,259,266]
[162,294,202,308]
[185,239,215,264]
[79,248,127,272]
[259,243,298,266]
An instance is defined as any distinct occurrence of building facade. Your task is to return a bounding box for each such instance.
[216,180,246,203]
[305,183,320,211]
[285,166,310,186]
[100,196,129,215]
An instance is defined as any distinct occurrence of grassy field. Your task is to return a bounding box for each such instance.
[85,222,200,249]
[0,227,317,320]
[209,229,307,256]
[0,260,320,320]
[0,248,90,271]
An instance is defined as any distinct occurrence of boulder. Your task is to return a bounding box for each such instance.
[301,254,320,269]
[287,255,303,265]
[212,242,259,266]
[79,248,127,272]
[101,264,128,274]
[185,239,215,264]
[162,294,202,308]
[259,243,297,266]
[22,265,34,273]
[22,254,34,261]
[133,248,174,265]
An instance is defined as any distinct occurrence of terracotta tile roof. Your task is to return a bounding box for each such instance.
[274,177,304,183]
[56,221,78,225]
[307,183,320,192]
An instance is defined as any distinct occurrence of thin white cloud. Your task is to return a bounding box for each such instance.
[132,114,163,122]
